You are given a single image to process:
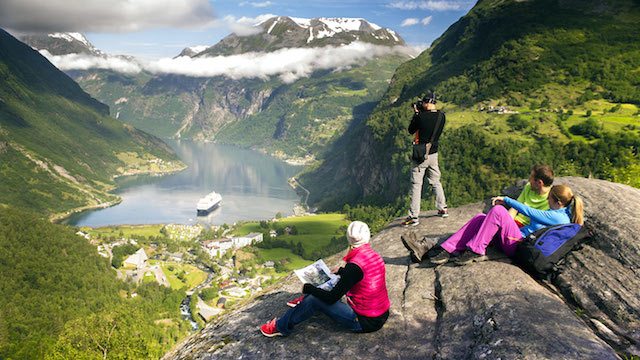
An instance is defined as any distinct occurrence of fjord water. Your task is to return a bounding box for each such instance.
[66,141,301,227]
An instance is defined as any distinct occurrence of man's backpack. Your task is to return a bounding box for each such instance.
[513,223,591,279]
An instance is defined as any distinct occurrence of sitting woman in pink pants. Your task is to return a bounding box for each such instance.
[429,184,584,266]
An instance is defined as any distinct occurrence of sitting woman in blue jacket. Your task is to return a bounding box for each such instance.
[428,184,584,265]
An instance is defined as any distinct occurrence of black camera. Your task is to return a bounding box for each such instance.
[412,98,425,110]
[411,92,436,110]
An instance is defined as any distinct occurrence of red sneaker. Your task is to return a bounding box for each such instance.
[286,295,305,308]
[260,318,283,337]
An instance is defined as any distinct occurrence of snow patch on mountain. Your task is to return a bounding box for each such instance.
[295,17,387,43]
[187,45,208,54]
[290,17,311,28]
[48,32,94,49]
[388,30,400,42]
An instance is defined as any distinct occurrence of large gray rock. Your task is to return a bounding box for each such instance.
[165,178,637,359]
[548,177,640,354]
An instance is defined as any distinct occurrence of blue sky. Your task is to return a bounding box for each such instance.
[1,0,475,60]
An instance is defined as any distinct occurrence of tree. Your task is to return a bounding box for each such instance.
[200,287,218,301]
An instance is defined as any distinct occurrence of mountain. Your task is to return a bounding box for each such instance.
[0,29,182,217]
[21,19,410,161]
[198,17,403,56]
[20,32,101,56]
[175,45,209,58]
[299,0,640,210]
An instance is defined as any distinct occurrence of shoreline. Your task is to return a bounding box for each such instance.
[51,165,188,224]
[50,197,123,224]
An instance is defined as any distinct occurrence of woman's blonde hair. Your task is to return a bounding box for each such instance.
[549,185,584,225]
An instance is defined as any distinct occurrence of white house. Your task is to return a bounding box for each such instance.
[123,248,148,269]
[232,233,263,247]
[202,238,234,257]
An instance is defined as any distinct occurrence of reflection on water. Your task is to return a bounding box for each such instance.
[66,141,301,227]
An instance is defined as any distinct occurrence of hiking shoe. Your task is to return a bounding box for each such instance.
[260,318,283,337]
[402,216,419,227]
[454,250,488,266]
[429,247,451,265]
[286,295,305,308]
[401,233,437,263]
[438,209,449,218]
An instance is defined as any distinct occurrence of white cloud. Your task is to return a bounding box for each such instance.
[0,0,215,33]
[39,50,142,74]
[409,43,430,55]
[401,18,420,27]
[388,1,469,11]
[421,16,433,26]
[240,1,274,8]
[221,14,276,36]
[41,43,418,83]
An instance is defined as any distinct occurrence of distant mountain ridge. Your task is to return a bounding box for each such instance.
[194,16,404,57]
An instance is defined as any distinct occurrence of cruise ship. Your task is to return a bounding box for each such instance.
[196,191,222,215]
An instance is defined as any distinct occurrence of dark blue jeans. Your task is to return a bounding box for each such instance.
[275,295,363,336]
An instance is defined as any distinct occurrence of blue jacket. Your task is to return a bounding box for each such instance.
[504,197,571,237]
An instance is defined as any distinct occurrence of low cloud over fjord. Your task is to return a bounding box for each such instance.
[41,42,418,83]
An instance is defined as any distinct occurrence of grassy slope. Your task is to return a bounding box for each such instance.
[0,207,189,359]
[0,29,181,216]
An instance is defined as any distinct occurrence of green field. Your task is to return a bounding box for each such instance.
[254,248,311,270]
[235,213,349,267]
[151,261,207,290]
[81,224,165,239]
[236,213,348,253]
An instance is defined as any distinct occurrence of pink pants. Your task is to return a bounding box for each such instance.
[440,205,523,257]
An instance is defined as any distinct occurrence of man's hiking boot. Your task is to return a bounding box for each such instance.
[286,295,305,308]
[438,209,449,218]
[402,216,419,227]
[260,318,283,337]
[401,232,436,263]
[455,249,488,266]
[429,247,451,265]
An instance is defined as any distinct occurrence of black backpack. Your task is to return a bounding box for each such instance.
[513,223,591,279]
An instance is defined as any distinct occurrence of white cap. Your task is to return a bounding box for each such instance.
[347,221,370,248]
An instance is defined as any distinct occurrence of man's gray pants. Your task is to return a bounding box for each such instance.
[409,152,447,218]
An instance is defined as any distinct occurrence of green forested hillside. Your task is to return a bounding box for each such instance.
[215,54,408,158]
[299,0,640,214]
[0,29,182,216]
[0,207,189,359]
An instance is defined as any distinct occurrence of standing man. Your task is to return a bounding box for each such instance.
[403,92,448,227]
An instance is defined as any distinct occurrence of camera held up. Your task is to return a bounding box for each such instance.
[411,91,437,111]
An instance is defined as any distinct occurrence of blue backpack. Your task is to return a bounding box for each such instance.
[514,223,591,278]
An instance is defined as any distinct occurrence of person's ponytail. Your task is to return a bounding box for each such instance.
[571,196,584,225]
[549,185,584,225]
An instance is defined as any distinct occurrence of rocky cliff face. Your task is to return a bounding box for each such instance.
[164,177,639,359]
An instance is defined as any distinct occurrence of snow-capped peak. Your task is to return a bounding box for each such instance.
[48,32,94,49]
[187,45,208,54]
[319,18,382,32]
[284,17,382,31]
